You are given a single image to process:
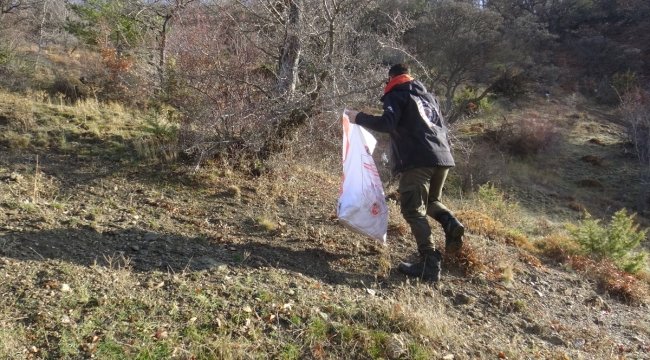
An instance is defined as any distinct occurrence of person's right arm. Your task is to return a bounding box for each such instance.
[355,93,403,133]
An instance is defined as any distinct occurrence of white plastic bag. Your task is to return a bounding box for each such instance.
[337,109,388,244]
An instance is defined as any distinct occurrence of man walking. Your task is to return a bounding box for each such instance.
[345,63,464,281]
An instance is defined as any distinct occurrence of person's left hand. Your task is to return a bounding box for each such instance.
[345,109,359,123]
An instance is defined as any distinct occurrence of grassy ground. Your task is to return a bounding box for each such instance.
[1,89,649,359]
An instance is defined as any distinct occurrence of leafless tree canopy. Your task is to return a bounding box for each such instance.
[2,0,650,163]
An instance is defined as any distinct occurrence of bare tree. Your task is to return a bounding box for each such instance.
[132,0,195,92]
[621,87,650,212]
[166,0,390,168]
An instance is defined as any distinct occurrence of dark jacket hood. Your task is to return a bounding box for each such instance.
[381,80,429,101]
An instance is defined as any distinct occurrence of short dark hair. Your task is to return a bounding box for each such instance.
[388,63,409,77]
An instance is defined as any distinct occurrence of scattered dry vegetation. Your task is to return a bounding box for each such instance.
[1,88,650,359]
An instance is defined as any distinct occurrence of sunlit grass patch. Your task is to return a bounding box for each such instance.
[256,216,276,232]
[226,185,241,198]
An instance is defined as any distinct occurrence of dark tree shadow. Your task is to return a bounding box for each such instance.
[0,225,398,289]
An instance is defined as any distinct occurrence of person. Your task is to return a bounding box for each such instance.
[345,63,464,281]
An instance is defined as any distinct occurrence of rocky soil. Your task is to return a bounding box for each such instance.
[1,94,649,359]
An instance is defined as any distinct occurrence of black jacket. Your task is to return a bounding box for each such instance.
[356,80,455,176]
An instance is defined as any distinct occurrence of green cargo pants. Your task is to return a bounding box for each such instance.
[398,166,451,253]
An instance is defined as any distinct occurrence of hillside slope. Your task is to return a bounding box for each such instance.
[1,91,649,359]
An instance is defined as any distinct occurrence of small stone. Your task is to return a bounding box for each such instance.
[544,335,565,346]
[442,355,454,360]
[563,288,573,296]
[131,245,140,251]
[454,293,474,305]
[631,336,645,344]
[9,172,23,182]
[194,257,228,271]
[242,306,252,313]
[144,232,159,241]
[385,334,405,360]
[585,295,609,310]
[574,338,585,348]
[366,288,376,296]
[526,324,547,335]
[60,283,71,292]
[61,315,72,324]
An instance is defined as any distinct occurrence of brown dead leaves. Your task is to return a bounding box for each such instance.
[569,255,649,304]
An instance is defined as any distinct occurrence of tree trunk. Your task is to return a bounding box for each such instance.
[158,14,172,91]
[277,0,301,98]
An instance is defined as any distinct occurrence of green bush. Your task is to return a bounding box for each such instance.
[477,182,519,223]
[142,106,180,142]
[490,71,527,99]
[566,209,648,274]
[454,86,491,115]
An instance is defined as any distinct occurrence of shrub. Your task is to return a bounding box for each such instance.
[484,117,562,158]
[142,107,180,143]
[454,86,491,115]
[451,140,507,193]
[581,155,603,166]
[569,255,649,304]
[534,235,580,263]
[566,209,648,274]
[7,132,31,149]
[49,74,90,103]
[490,71,526,99]
[620,87,650,211]
[569,202,587,213]
[612,70,636,95]
[477,183,520,223]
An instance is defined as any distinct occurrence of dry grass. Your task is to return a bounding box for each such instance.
[569,256,650,304]
[1,84,649,360]
[581,154,604,166]
[455,210,533,251]
[534,234,581,263]
[256,216,276,232]
[569,202,588,213]
[589,138,606,145]
[534,234,650,304]
[483,116,563,158]
[0,257,454,359]
[444,241,486,276]
[577,178,604,188]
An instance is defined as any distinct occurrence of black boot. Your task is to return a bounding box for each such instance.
[398,250,442,281]
[435,211,465,254]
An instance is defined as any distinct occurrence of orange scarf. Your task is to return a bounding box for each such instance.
[384,74,413,94]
